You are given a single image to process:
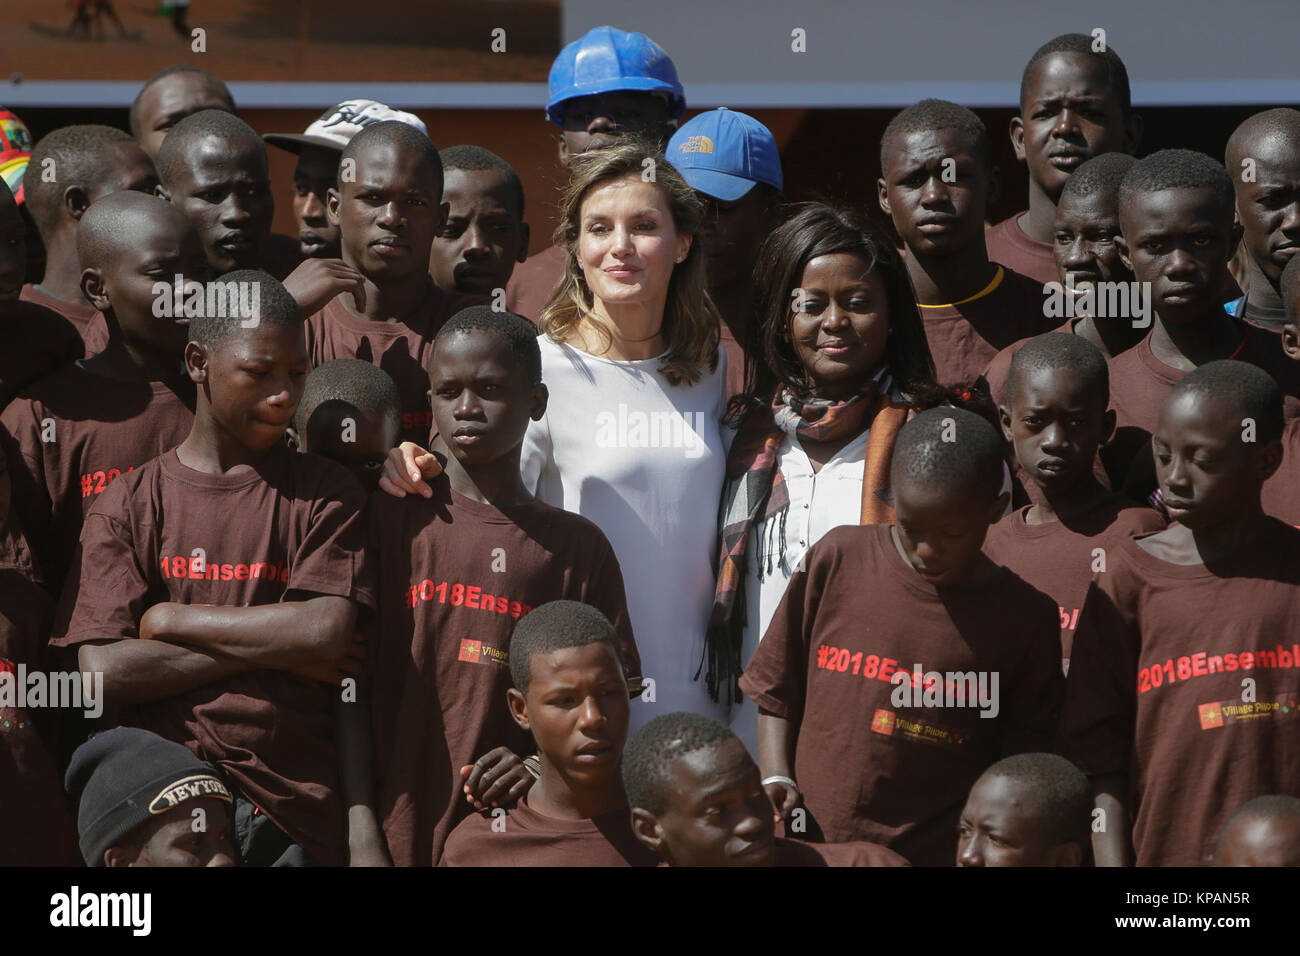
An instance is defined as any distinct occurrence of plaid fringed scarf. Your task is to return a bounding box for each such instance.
[700,368,913,704]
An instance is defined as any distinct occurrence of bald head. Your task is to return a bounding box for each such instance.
[1225,109,1300,286]
[77,190,195,272]
[155,110,273,273]
[24,125,159,244]
[131,66,236,163]
[1216,795,1300,866]
[156,110,265,190]
[1226,108,1300,171]
[340,120,441,188]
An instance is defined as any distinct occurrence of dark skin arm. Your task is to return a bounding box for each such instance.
[334,679,391,866]
[1090,773,1130,866]
[140,597,364,683]
[79,640,256,707]
[756,709,801,823]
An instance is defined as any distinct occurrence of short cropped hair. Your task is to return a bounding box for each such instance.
[508,601,623,696]
[881,99,991,174]
[891,406,1005,500]
[1006,331,1109,407]
[1060,152,1137,203]
[1167,359,1283,445]
[982,753,1092,848]
[128,66,235,140]
[1119,149,1236,227]
[439,144,524,218]
[76,190,189,272]
[340,121,441,188]
[622,712,736,815]
[156,110,264,189]
[432,306,541,385]
[294,358,401,436]
[1217,794,1300,860]
[1019,33,1132,116]
[187,269,301,352]
[25,125,138,240]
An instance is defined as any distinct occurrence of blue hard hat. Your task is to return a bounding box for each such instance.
[546,26,686,126]
[668,108,783,202]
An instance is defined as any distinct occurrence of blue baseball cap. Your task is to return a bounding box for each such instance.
[667,108,783,202]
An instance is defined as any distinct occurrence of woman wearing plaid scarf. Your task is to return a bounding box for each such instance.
[707,203,973,753]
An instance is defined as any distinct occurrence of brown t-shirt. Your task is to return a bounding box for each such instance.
[983,499,1167,674]
[775,837,910,867]
[505,244,565,323]
[0,365,194,592]
[985,214,1057,286]
[439,798,660,867]
[0,300,84,408]
[918,266,1054,388]
[51,444,375,865]
[1059,522,1300,866]
[20,284,109,357]
[304,286,486,445]
[1262,419,1300,527]
[738,523,1064,866]
[368,475,640,866]
[0,455,78,866]
[1102,321,1300,493]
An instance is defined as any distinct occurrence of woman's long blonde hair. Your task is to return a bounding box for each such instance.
[539,137,721,387]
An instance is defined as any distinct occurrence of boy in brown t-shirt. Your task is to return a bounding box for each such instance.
[20,125,159,355]
[52,272,377,866]
[440,601,656,867]
[1102,149,1300,500]
[987,333,1165,673]
[740,408,1064,866]
[428,145,530,299]
[2,192,204,595]
[290,358,402,494]
[1262,254,1300,525]
[366,307,640,865]
[956,752,1092,867]
[154,110,300,281]
[986,34,1141,286]
[305,122,486,445]
[0,453,78,866]
[0,179,84,408]
[623,712,908,867]
[878,100,1053,387]
[1061,361,1300,867]
[1223,109,1300,332]
[981,152,1144,409]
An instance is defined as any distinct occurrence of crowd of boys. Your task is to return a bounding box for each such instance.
[1,25,1298,868]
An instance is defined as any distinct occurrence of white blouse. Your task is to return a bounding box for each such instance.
[521,335,730,729]
[730,428,872,753]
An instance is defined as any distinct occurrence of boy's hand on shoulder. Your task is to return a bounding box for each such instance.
[283,257,366,317]
[460,746,536,811]
[763,780,802,823]
[379,442,442,499]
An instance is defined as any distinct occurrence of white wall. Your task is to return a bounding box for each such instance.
[567,0,1300,105]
